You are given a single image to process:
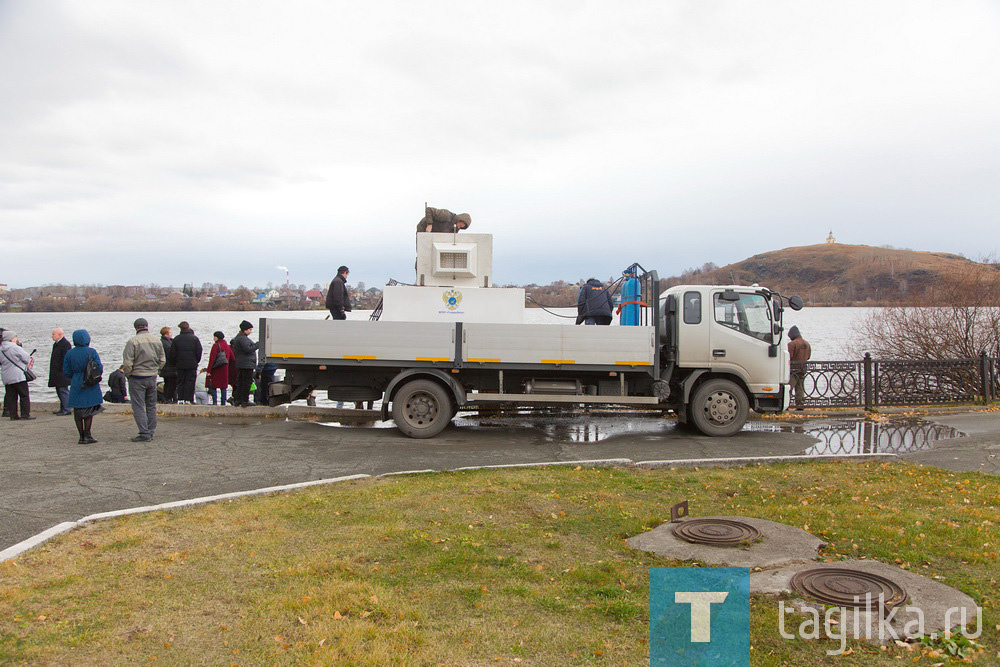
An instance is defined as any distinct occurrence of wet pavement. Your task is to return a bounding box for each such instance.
[1,402,997,553]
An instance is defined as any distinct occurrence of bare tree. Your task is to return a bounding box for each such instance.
[851,259,1000,359]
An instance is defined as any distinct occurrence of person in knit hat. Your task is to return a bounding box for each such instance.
[230,321,259,406]
[787,326,812,410]
[207,330,235,406]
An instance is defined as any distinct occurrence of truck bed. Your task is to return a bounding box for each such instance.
[263,319,655,369]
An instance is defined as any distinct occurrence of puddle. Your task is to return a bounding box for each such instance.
[317,420,393,429]
[453,411,675,442]
[318,409,966,456]
[744,419,966,455]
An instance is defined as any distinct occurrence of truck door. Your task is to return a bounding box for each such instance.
[708,291,776,392]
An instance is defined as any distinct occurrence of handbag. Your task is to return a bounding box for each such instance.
[212,346,229,369]
[2,348,35,382]
[84,356,102,387]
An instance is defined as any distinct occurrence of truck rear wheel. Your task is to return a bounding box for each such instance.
[689,379,748,437]
[391,379,454,438]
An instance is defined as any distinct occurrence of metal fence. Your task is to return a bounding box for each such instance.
[799,353,998,409]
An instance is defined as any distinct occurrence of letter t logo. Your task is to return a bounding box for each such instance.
[674,592,729,642]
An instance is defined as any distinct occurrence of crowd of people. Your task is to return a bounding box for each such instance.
[0,318,275,444]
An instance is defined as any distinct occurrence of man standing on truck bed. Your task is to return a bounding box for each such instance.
[416,206,471,233]
[325,266,352,320]
[787,325,812,410]
[576,278,614,325]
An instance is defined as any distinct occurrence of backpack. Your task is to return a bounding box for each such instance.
[83,356,102,387]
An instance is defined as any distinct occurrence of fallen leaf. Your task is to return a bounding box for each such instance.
[333,611,342,620]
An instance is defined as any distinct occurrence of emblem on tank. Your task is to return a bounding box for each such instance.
[442,290,463,310]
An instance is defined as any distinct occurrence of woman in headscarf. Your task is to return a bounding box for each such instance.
[207,331,235,406]
[63,329,104,444]
[1,330,35,420]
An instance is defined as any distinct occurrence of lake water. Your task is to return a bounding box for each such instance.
[0,306,872,403]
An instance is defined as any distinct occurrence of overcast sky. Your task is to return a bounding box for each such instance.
[2,0,998,290]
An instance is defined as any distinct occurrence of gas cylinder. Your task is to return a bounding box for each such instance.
[620,272,641,326]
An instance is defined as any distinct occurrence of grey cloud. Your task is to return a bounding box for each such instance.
[0,3,201,125]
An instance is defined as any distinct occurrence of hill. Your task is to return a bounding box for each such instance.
[664,243,998,306]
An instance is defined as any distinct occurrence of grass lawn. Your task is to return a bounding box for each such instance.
[0,461,997,665]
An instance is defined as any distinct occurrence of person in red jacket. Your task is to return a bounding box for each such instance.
[207,331,235,406]
[787,326,812,410]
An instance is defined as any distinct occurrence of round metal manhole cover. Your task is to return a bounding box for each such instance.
[790,568,907,608]
[671,519,762,547]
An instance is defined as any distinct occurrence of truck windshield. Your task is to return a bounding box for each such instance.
[713,293,772,342]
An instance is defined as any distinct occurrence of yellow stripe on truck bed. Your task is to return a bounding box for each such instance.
[416,357,450,362]
[615,361,651,366]
[343,355,376,360]
[272,353,304,358]
[467,358,501,363]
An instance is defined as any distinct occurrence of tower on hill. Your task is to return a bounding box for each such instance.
[826,230,836,244]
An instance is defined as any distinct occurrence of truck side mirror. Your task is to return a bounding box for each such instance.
[788,295,804,311]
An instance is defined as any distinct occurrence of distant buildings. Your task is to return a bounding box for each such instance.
[0,281,380,311]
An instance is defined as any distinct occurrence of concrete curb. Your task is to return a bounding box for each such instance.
[0,474,370,563]
[452,458,634,471]
[28,401,381,421]
[635,453,898,469]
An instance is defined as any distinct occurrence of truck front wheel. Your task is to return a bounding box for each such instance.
[391,379,455,438]
[689,379,749,437]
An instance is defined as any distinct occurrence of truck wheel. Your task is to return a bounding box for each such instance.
[689,379,748,437]
[391,379,454,438]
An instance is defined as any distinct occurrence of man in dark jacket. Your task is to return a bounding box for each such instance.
[787,325,812,410]
[169,321,203,404]
[231,320,259,407]
[576,278,614,325]
[416,207,471,233]
[107,366,128,403]
[159,326,177,403]
[325,266,352,320]
[49,328,73,415]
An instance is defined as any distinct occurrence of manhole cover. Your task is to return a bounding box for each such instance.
[790,568,907,608]
[671,519,762,547]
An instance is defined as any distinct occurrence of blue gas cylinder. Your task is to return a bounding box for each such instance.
[620,275,641,326]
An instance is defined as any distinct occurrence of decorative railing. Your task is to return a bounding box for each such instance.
[799,353,997,409]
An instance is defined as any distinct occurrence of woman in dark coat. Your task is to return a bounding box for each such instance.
[207,331,235,406]
[62,329,104,444]
[159,326,177,403]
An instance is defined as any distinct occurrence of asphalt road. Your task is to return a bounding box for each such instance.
[1,403,996,553]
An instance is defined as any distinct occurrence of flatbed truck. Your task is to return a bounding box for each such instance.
[262,273,803,438]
